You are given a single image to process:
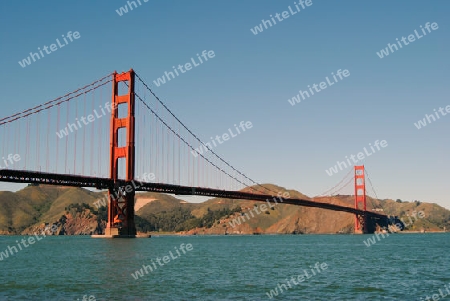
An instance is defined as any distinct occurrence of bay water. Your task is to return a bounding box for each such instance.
[0,233,449,300]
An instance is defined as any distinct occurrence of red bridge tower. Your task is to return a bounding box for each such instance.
[105,69,137,237]
[354,165,367,234]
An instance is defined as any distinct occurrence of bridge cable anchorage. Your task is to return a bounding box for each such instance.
[131,73,278,196]
[364,167,382,212]
[0,74,113,126]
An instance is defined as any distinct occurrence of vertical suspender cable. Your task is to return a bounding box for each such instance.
[90,90,94,176]
[82,92,86,175]
[65,102,69,173]
[36,112,40,171]
[56,105,60,173]
[46,110,50,172]
[74,98,78,174]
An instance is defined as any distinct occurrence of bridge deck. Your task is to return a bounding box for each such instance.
[0,169,387,219]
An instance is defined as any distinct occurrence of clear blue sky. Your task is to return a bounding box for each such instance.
[0,1,449,208]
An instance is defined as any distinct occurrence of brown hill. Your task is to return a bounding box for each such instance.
[0,184,449,235]
[137,184,450,235]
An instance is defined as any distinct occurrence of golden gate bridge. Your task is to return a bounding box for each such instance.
[0,69,396,237]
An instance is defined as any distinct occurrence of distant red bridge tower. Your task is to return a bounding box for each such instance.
[354,165,367,233]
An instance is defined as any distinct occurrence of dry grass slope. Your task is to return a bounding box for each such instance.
[0,184,449,235]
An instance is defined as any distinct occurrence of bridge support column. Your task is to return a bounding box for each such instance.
[104,69,137,237]
[354,166,367,234]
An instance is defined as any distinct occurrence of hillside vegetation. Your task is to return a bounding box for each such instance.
[0,184,448,235]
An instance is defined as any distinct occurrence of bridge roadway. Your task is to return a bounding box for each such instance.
[0,169,387,220]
